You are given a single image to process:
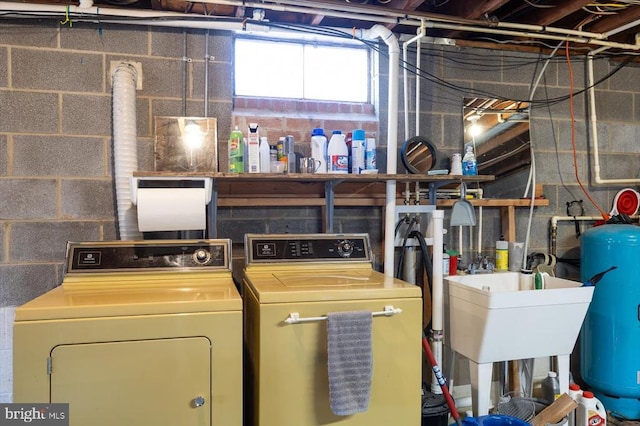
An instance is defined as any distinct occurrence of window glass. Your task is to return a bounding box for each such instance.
[234,37,369,102]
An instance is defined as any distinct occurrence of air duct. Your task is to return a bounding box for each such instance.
[112,63,142,240]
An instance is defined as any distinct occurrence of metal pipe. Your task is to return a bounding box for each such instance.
[204,29,211,117]
[182,29,188,116]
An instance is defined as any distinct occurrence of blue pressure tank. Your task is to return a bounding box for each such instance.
[580,224,640,420]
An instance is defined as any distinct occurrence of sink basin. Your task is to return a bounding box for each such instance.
[445,272,594,363]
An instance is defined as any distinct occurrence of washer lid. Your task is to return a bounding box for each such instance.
[15,273,241,321]
[244,268,421,303]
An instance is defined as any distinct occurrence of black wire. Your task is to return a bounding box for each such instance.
[409,230,433,330]
[395,216,416,279]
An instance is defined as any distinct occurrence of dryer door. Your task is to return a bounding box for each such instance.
[50,337,211,426]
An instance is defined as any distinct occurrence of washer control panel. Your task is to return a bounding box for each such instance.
[66,240,231,273]
[246,234,371,264]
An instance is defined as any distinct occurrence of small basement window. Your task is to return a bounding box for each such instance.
[234,36,370,103]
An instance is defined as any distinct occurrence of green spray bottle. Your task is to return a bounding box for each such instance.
[229,126,244,173]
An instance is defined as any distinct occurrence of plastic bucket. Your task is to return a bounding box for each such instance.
[422,390,450,426]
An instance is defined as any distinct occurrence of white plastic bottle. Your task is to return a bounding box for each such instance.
[576,391,606,426]
[311,128,328,174]
[365,137,377,171]
[351,129,365,174]
[327,131,348,173]
[568,383,583,426]
[462,145,478,176]
[259,136,270,173]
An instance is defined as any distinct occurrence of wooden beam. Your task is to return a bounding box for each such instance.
[585,5,640,34]
[519,0,591,26]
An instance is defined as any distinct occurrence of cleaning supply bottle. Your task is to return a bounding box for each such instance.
[443,247,450,277]
[576,391,606,426]
[311,128,328,173]
[247,123,260,173]
[351,129,366,174]
[228,126,244,173]
[327,131,348,173]
[568,383,583,426]
[259,136,270,173]
[496,237,508,271]
[462,145,477,176]
[365,137,377,171]
[285,135,296,174]
[542,371,561,404]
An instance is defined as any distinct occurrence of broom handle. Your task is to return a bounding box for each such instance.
[422,333,462,426]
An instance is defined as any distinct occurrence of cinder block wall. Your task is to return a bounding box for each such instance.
[2,20,640,401]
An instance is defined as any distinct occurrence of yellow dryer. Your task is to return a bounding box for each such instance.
[13,240,242,426]
[243,233,423,426]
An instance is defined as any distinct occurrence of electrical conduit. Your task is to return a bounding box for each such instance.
[112,63,142,240]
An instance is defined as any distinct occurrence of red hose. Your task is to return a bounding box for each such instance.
[422,334,462,426]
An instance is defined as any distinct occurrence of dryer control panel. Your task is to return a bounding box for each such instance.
[65,240,231,273]
[245,234,371,264]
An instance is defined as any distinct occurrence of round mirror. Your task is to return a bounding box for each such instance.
[401,136,437,174]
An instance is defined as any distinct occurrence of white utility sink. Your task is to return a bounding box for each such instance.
[444,272,594,416]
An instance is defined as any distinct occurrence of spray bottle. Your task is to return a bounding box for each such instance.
[228,126,244,173]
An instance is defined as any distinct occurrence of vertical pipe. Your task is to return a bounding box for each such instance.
[182,29,188,116]
[359,24,399,278]
[430,210,444,393]
[204,29,211,117]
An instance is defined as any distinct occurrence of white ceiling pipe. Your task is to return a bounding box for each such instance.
[206,0,605,39]
[199,0,640,50]
[603,17,640,38]
[403,27,425,141]
[424,21,640,51]
[358,24,399,278]
[3,0,640,51]
[0,2,249,31]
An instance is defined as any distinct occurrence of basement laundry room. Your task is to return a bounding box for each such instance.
[0,1,639,425]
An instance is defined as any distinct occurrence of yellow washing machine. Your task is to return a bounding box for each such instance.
[243,233,423,426]
[13,240,242,426]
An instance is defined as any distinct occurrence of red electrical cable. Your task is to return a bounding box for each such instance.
[422,333,462,426]
[564,43,610,222]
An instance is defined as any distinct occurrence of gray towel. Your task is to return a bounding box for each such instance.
[326,310,373,416]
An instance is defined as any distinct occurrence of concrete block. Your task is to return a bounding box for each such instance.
[13,135,105,177]
[0,21,58,47]
[608,123,640,153]
[0,47,6,88]
[108,55,182,98]
[0,91,59,133]
[0,136,6,176]
[150,27,217,60]
[0,179,57,220]
[103,221,118,241]
[191,61,233,101]
[60,22,148,55]
[12,48,103,92]
[0,224,4,262]
[594,90,634,122]
[0,264,58,306]
[607,61,640,92]
[10,222,101,262]
[61,179,115,219]
[62,94,112,136]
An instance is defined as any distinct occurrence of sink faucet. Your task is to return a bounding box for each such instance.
[468,255,494,274]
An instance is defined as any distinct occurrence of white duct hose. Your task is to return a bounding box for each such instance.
[112,63,142,240]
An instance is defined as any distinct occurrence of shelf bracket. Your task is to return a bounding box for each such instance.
[324,179,344,232]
